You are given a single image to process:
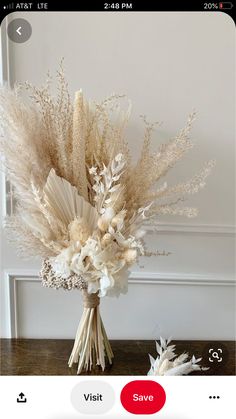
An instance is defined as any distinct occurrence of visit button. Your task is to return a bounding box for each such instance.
[120,380,166,414]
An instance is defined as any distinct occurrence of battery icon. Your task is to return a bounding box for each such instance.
[219,2,233,9]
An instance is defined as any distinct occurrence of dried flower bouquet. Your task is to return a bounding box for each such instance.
[0,66,214,374]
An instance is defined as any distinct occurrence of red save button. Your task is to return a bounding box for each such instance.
[120,380,166,414]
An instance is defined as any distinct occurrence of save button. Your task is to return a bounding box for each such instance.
[120,380,166,414]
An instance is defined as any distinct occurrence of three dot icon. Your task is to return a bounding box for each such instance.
[209,396,220,399]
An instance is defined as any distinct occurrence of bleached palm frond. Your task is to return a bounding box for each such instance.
[44,169,99,229]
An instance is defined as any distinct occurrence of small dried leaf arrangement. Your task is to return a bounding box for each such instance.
[148,337,209,375]
[0,65,215,374]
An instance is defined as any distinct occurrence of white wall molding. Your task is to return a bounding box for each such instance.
[5,268,236,286]
[4,271,40,338]
[145,223,236,236]
[4,269,235,338]
[1,171,7,219]
[129,271,235,286]
[1,13,11,86]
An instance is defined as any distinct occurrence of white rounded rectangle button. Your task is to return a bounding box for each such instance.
[71,381,115,415]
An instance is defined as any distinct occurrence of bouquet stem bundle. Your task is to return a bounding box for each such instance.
[68,290,114,374]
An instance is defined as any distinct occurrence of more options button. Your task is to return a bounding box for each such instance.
[71,381,115,415]
[120,380,166,414]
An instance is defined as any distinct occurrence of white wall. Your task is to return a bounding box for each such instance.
[0,11,235,340]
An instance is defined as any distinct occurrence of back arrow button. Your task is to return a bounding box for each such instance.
[16,26,22,36]
[7,19,32,43]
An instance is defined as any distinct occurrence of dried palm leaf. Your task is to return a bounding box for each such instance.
[43,169,99,229]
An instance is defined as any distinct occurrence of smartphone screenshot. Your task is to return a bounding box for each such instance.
[0,1,235,418]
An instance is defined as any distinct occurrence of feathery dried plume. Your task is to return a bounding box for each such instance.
[148,337,209,376]
[0,67,215,291]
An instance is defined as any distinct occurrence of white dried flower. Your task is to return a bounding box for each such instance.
[89,166,97,175]
[115,153,123,162]
[99,271,113,297]
[97,208,115,232]
[122,248,138,265]
[138,202,153,219]
[50,246,75,279]
[148,337,209,376]
[70,238,98,275]
[105,267,129,297]
[101,233,112,247]
[111,210,126,230]
[134,229,146,239]
[104,207,115,221]
[69,217,90,244]
[97,216,109,232]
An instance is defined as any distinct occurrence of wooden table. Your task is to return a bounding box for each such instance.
[1,339,235,376]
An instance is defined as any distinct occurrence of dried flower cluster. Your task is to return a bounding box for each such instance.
[0,66,215,298]
[148,337,209,376]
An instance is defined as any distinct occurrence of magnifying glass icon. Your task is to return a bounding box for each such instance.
[212,352,219,359]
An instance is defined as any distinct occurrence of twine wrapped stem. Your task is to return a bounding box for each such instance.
[82,289,100,308]
[68,289,114,374]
